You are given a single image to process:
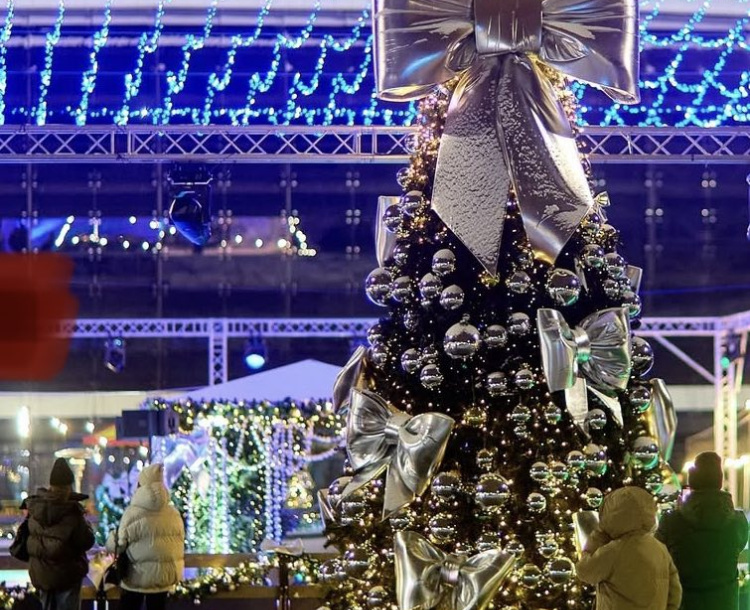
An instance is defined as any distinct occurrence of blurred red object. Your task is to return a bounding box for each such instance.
[0,254,77,380]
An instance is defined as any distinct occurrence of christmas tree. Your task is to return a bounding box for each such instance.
[318,1,679,610]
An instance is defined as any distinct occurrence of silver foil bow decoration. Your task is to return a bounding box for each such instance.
[260,538,304,557]
[376,196,400,267]
[646,378,677,461]
[537,308,632,429]
[333,346,368,414]
[394,531,514,610]
[341,389,455,519]
[317,489,338,530]
[374,0,640,272]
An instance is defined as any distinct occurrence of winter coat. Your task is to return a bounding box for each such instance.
[107,464,185,593]
[656,490,748,610]
[576,486,682,610]
[26,487,95,591]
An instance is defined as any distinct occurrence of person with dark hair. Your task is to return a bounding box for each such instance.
[656,451,749,610]
[26,458,95,610]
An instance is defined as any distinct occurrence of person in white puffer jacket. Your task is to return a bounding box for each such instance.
[107,463,185,610]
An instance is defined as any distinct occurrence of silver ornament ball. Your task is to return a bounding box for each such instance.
[401,349,421,374]
[476,474,511,511]
[530,462,550,483]
[585,487,604,508]
[382,204,401,233]
[527,492,547,513]
[364,268,393,306]
[632,436,660,470]
[582,244,605,268]
[543,402,563,424]
[444,319,481,360]
[631,336,655,376]
[510,404,532,425]
[486,372,508,397]
[484,325,508,349]
[439,285,465,310]
[508,313,531,335]
[419,273,442,300]
[547,557,575,585]
[586,409,607,432]
[605,252,626,278]
[629,385,652,413]
[507,270,532,294]
[391,276,413,303]
[420,364,444,389]
[514,368,535,390]
[432,249,456,277]
[431,471,461,499]
[519,564,542,588]
[547,269,582,307]
[400,191,424,216]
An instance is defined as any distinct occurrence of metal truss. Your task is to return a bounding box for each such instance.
[1,125,748,164]
[66,311,750,499]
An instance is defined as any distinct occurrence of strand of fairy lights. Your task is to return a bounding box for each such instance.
[0,0,748,127]
[0,0,14,125]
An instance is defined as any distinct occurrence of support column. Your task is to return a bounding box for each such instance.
[208,319,228,385]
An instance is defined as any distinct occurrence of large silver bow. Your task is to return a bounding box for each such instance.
[394,531,514,610]
[374,0,639,272]
[333,346,368,414]
[537,308,632,428]
[645,378,677,461]
[341,389,455,519]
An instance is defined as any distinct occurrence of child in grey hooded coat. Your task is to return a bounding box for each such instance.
[576,486,682,610]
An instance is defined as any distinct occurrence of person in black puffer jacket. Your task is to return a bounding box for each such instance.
[656,452,749,610]
[26,458,95,610]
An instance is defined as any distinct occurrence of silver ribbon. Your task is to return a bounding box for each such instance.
[317,489,338,530]
[394,531,514,610]
[376,196,400,267]
[573,511,600,558]
[333,346,368,414]
[341,389,455,519]
[537,308,631,428]
[646,378,677,461]
[374,0,640,271]
[260,538,304,557]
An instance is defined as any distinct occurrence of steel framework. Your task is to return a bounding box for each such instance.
[1,125,749,164]
[64,312,750,497]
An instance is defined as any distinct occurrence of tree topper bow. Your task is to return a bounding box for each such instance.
[373,0,640,272]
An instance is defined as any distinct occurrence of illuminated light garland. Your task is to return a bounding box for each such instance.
[0,556,322,607]
[34,0,65,126]
[75,0,113,126]
[0,0,747,127]
[114,0,170,126]
[0,0,14,125]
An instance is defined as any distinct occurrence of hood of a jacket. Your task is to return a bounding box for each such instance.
[26,488,86,527]
[130,480,170,511]
[599,486,657,539]
[680,489,737,529]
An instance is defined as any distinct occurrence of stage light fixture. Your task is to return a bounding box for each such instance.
[168,165,213,246]
[244,334,267,371]
[721,333,743,370]
[104,335,126,373]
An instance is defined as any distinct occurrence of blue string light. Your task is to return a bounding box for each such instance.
[0,0,748,128]
[34,0,65,126]
[0,0,14,125]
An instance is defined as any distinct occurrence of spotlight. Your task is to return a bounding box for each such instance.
[168,165,213,246]
[104,335,126,373]
[243,333,267,370]
[721,333,743,370]
[7,224,28,252]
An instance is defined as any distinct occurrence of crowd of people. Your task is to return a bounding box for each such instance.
[17,459,184,610]
[577,451,748,610]
[9,451,749,610]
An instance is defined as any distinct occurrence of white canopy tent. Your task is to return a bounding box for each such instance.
[182,359,341,403]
